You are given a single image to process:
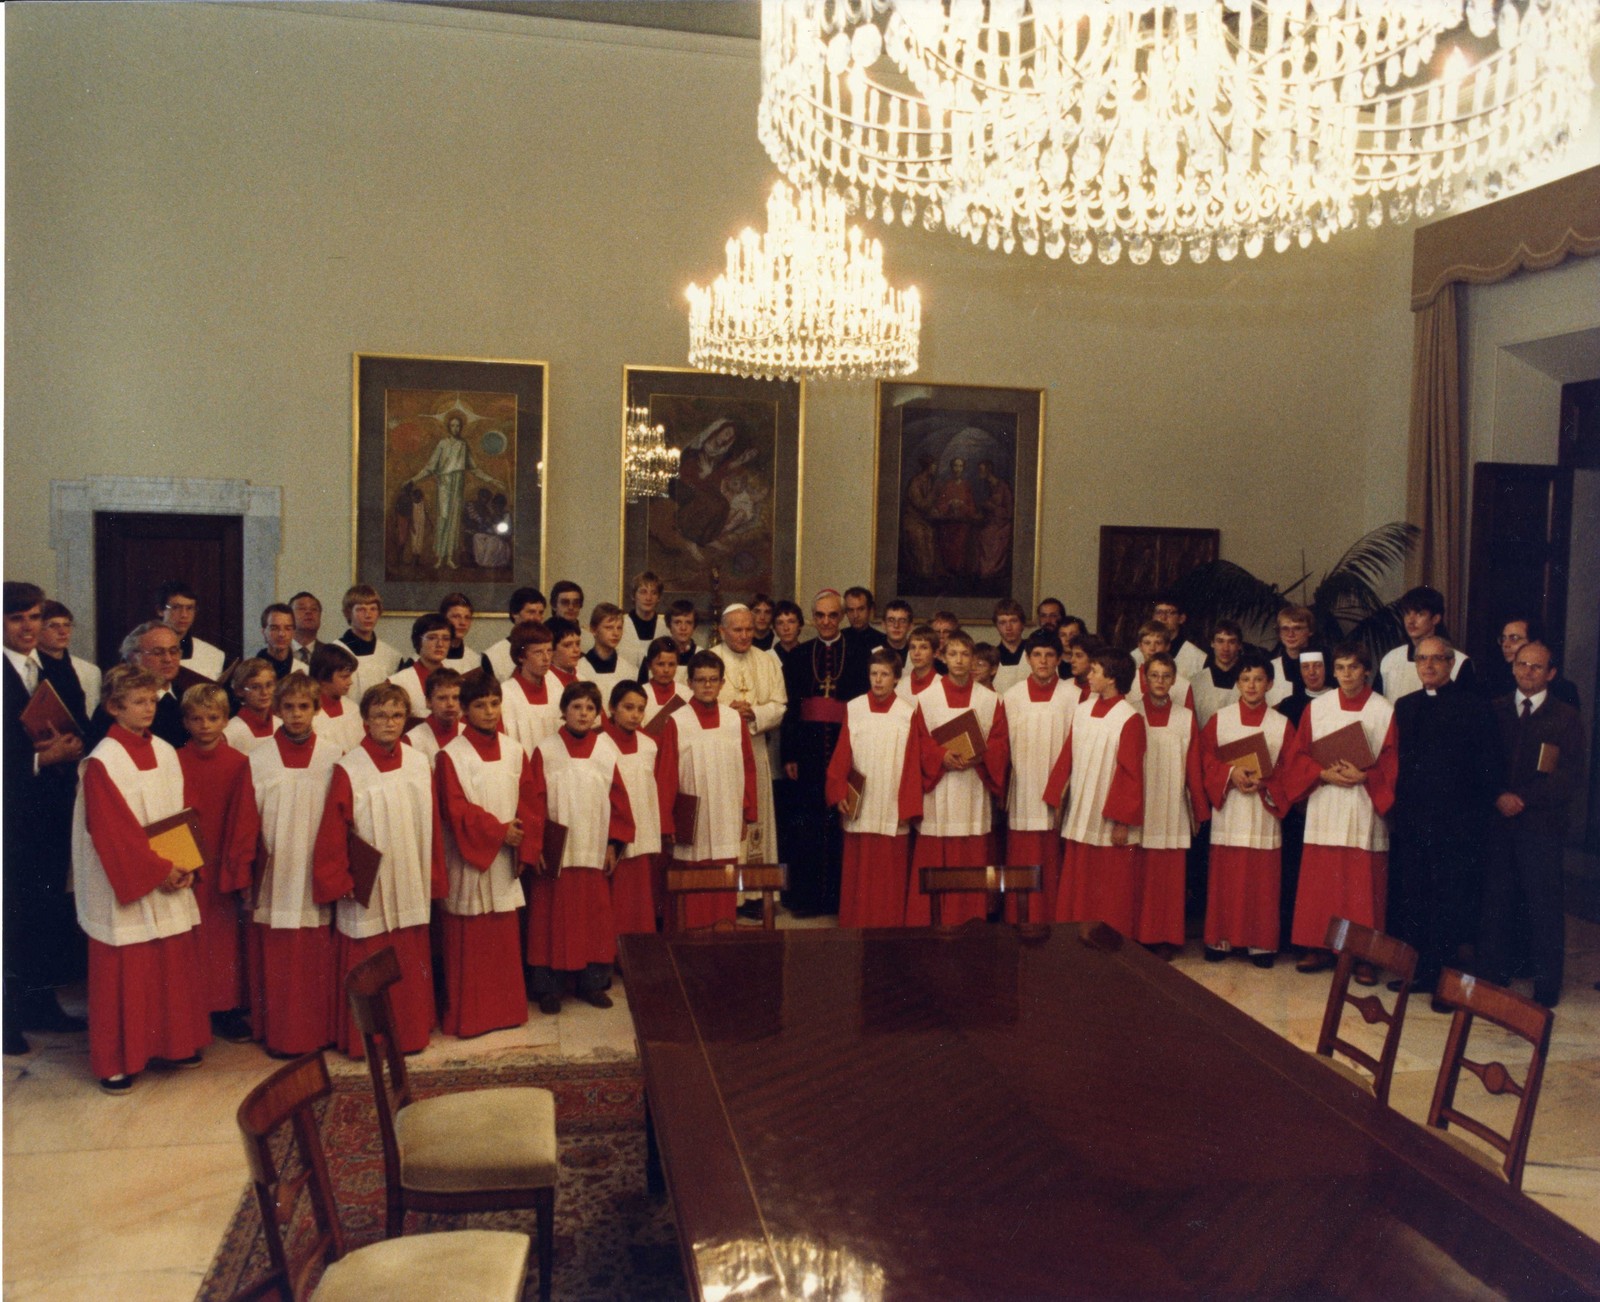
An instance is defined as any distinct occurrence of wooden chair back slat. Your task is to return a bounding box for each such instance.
[666,863,788,932]
[918,865,1041,926]
[1313,916,1417,1105]
[343,947,413,1194]
[1427,968,1554,1190]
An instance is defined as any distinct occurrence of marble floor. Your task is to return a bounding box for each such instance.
[5,916,1599,1300]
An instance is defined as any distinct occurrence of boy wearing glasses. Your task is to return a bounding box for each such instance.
[156,580,226,682]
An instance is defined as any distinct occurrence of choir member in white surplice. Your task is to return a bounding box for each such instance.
[1133,652,1208,952]
[1001,632,1075,923]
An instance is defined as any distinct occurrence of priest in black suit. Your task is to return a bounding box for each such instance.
[1389,637,1503,994]
[85,621,190,751]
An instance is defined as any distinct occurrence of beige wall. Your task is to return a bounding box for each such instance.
[7,1,1435,651]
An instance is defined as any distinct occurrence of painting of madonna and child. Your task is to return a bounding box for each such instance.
[874,381,1043,620]
[354,355,545,615]
[622,367,802,610]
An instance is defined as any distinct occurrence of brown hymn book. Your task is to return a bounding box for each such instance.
[672,792,699,848]
[1213,732,1273,782]
[143,809,205,874]
[541,818,568,875]
[1310,721,1375,771]
[930,711,985,764]
[842,768,867,820]
[20,680,80,743]
[346,831,384,909]
[642,694,685,740]
[1537,743,1560,775]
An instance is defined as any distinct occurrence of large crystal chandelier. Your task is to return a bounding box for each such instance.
[758,1,1596,266]
[623,405,681,503]
[686,181,921,380]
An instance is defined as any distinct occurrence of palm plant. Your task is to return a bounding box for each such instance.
[1169,522,1420,665]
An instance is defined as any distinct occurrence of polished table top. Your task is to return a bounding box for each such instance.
[620,924,1600,1300]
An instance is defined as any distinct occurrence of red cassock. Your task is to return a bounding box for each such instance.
[1199,703,1292,952]
[662,699,758,930]
[178,739,251,1013]
[825,694,926,928]
[907,679,1010,927]
[78,727,211,1080]
[524,728,634,970]
[313,737,447,1057]
[603,722,677,936]
[436,729,537,1037]
[1001,676,1078,925]
[1043,696,1146,934]
[1136,698,1209,947]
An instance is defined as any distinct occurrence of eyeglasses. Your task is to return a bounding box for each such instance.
[1415,654,1453,664]
[161,602,197,614]
[1498,633,1528,644]
[140,646,182,659]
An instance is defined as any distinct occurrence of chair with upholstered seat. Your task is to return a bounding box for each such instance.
[233,1051,531,1302]
[1426,967,1554,1191]
[919,864,1042,927]
[1312,916,1418,1105]
[345,946,558,1301]
[665,862,787,931]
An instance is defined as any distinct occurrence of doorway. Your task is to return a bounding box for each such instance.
[93,513,244,668]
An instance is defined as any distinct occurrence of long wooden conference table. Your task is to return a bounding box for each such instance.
[620,923,1600,1300]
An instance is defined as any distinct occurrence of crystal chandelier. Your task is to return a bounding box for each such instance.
[686,180,921,380]
[758,1,1596,266]
[623,405,681,503]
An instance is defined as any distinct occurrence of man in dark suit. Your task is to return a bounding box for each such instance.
[3,581,88,1053]
[85,621,191,750]
[1389,637,1503,996]
[1479,641,1587,1008]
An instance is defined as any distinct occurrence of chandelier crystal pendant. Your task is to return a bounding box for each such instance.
[686,180,921,380]
[758,0,1596,266]
[623,405,681,504]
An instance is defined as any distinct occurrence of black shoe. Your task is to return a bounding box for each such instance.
[1203,946,1229,963]
[211,1010,254,1044]
[736,900,765,921]
[537,994,562,1016]
[20,999,87,1034]
[1251,952,1276,970]
[165,1052,204,1070]
[582,990,614,1009]
[98,1074,135,1095]
[1534,988,1560,1010]
[1430,996,1453,1015]
[3,1025,30,1056]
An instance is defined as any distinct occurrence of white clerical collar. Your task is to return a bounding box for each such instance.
[820,635,841,647]
[1516,689,1547,713]
[1425,688,1438,696]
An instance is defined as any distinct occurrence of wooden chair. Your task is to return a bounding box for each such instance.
[665,862,788,932]
[1313,916,1418,1105]
[1426,967,1554,1190]
[919,865,1042,927]
[233,1051,530,1302]
[344,947,557,1301]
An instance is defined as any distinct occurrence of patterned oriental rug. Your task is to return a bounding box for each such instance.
[198,1054,687,1301]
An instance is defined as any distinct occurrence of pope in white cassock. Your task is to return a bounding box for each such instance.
[710,604,786,863]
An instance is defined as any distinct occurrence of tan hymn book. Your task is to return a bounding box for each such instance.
[672,792,699,848]
[1213,732,1273,782]
[642,694,685,740]
[143,809,205,874]
[1309,721,1375,771]
[930,711,985,764]
[20,680,80,743]
[841,768,867,820]
[346,831,383,909]
[1537,743,1560,775]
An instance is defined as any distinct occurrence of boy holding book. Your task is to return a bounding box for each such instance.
[639,637,691,729]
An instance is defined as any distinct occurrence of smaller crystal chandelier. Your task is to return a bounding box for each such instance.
[623,405,681,504]
[686,181,921,381]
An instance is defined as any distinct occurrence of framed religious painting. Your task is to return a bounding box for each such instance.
[352,353,547,615]
[872,381,1044,622]
[620,366,803,618]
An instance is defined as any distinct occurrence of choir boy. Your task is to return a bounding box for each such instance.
[971,643,1000,691]
[525,682,633,1013]
[639,637,691,728]
[177,683,253,1043]
[990,599,1029,694]
[1282,642,1397,976]
[771,601,805,667]
[605,680,675,935]
[288,591,323,668]
[338,584,404,699]
[501,621,564,756]
[1044,648,1146,933]
[434,669,533,1036]
[225,658,279,755]
[546,617,584,691]
[484,586,546,682]
[1138,594,1207,680]
[438,591,484,672]
[895,625,942,702]
[313,683,446,1056]
[73,666,210,1093]
[1189,621,1245,727]
[1378,586,1476,703]
[666,600,700,676]
[1001,631,1075,921]
[38,600,101,723]
[226,672,341,1057]
[664,653,758,929]
[882,599,914,659]
[157,580,226,681]
[1266,605,1321,707]
[618,571,666,666]
[1063,635,1106,702]
[749,594,777,652]
[579,602,638,707]
[549,580,584,630]
[906,631,1009,927]
[406,667,464,764]
[389,613,453,718]
[1127,621,1193,711]
[1199,649,1291,966]
[255,604,300,680]
[930,611,960,672]
[309,643,364,754]
[1134,652,1207,955]
[826,648,923,927]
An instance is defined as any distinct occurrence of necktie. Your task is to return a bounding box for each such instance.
[22,657,38,693]
[297,646,311,665]
[1521,698,1531,721]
